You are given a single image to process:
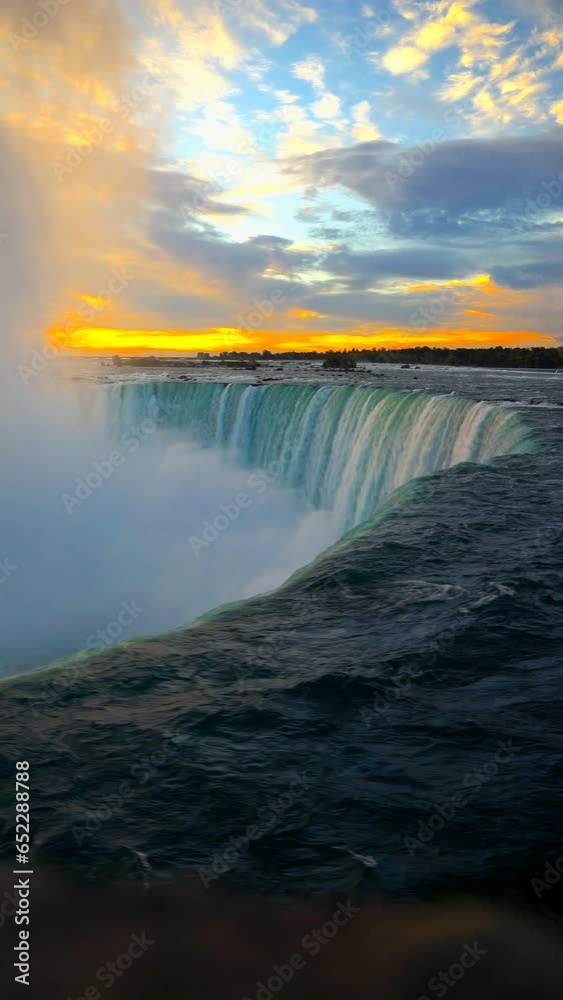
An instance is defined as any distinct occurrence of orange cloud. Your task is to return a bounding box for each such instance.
[406,274,491,293]
[288,308,322,319]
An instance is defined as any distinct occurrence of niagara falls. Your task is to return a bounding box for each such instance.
[1,0,563,996]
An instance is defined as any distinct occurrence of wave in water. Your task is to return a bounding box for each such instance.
[109,382,537,530]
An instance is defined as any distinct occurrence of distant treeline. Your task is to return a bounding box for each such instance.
[219,346,563,370]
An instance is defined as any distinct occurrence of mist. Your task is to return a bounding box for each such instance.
[0,1,339,677]
[0,382,340,675]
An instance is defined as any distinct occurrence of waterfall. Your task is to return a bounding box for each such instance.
[108,382,536,531]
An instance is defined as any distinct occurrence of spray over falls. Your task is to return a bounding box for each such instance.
[110,382,536,531]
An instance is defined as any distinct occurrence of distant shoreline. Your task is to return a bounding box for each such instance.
[102,346,563,372]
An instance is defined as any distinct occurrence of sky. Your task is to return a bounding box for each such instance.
[1,0,563,354]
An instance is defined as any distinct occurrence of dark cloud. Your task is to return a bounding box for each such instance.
[309,227,344,241]
[247,235,294,249]
[149,216,310,288]
[146,166,475,313]
[286,288,455,325]
[137,169,318,317]
[140,143,563,321]
[150,169,250,221]
[322,247,471,288]
[289,131,563,236]
[297,200,383,246]
[491,257,563,289]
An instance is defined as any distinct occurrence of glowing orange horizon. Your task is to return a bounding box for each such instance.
[45,273,557,355]
[47,323,557,355]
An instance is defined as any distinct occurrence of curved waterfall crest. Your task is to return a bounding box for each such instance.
[109,382,535,530]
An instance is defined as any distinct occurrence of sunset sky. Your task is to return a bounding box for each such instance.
[2,0,563,353]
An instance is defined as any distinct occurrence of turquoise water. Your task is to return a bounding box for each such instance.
[110,382,536,531]
[1,378,562,912]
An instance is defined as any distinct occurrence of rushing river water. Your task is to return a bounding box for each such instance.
[1,361,562,911]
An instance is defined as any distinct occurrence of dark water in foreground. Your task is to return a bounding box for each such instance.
[1,365,563,909]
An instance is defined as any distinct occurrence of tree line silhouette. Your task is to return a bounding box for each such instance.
[220,346,563,370]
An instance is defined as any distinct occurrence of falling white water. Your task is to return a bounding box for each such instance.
[110,381,536,532]
[0,376,535,676]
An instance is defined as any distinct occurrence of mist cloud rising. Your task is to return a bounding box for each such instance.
[0,404,338,674]
[0,0,340,675]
